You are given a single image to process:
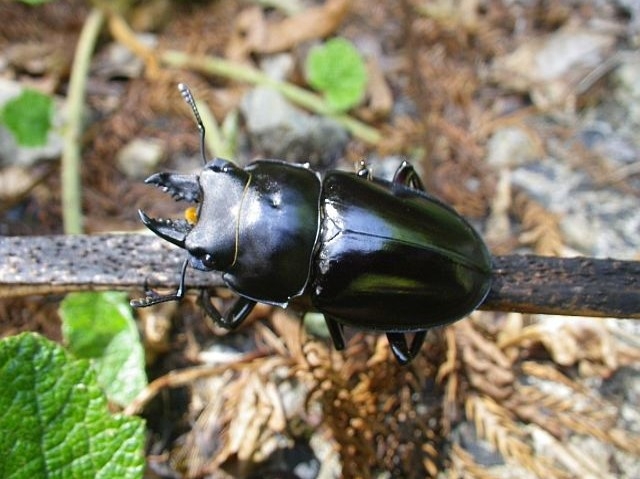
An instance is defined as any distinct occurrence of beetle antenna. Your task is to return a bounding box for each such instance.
[178,83,207,165]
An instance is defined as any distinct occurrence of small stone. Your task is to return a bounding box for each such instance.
[116,137,165,179]
[486,127,539,169]
[240,87,349,168]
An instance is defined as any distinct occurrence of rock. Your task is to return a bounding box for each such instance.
[490,24,616,110]
[510,158,640,258]
[116,137,165,179]
[259,53,295,82]
[240,87,349,168]
[486,127,540,169]
[614,60,640,126]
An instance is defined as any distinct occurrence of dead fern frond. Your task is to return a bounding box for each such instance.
[508,362,640,460]
[511,188,564,255]
[438,326,459,435]
[179,355,299,477]
[295,331,447,478]
[526,425,619,479]
[297,337,378,479]
[520,361,590,394]
[455,320,515,400]
[466,394,570,478]
[448,443,502,479]
[498,316,627,373]
[453,313,640,478]
[508,383,614,440]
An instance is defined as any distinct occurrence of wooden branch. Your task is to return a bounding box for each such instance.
[1,235,638,319]
[485,255,639,318]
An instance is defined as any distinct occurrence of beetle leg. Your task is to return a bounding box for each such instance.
[199,289,257,329]
[392,161,425,191]
[324,316,346,350]
[386,331,427,365]
[130,258,188,307]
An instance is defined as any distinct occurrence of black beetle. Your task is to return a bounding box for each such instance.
[131,84,492,364]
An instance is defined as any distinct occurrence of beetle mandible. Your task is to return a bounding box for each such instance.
[131,84,492,364]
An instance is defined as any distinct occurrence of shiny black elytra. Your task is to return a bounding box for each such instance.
[131,84,492,364]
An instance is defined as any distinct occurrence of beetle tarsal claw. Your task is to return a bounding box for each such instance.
[138,209,190,248]
[145,172,201,203]
[130,289,182,308]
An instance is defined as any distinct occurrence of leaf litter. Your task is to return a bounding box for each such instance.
[0,0,639,477]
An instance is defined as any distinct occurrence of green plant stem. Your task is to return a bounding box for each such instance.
[161,50,381,145]
[62,8,104,234]
[193,96,235,160]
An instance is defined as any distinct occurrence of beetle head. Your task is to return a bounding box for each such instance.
[139,158,249,272]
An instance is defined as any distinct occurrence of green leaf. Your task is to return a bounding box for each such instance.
[0,333,145,479]
[0,89,54,147]
[305,37,368,112]
[16,0,54,4]
[60,292,148,407]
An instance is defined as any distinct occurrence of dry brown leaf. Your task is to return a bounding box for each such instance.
[258,0,350,54]
[356,56,394,122]
[225,6,268,62]
[226,0,350,58]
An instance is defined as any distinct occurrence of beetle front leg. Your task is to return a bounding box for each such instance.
[131,259,189,308]
[386,331,427,365]
[393,161,425,191]
[200,289,257,329]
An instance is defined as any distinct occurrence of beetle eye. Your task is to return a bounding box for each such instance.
[197,251,215,269]
[202,253,214,267]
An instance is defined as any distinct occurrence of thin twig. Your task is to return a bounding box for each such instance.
[159,49,381,144]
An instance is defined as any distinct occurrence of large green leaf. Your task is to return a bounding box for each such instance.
[0,333,145,479]
[60,292,148,407]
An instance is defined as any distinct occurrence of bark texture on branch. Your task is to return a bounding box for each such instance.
[1,235,638,319]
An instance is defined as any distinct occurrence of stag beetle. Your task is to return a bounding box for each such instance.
[131,84,492,364]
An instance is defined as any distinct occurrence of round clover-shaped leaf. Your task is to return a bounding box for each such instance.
[306,37,368,112]
[0,89,53,147]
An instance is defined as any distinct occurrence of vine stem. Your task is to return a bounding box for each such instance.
[62,8,105,234]
[107,12,381,144]
[160,50,381,145]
